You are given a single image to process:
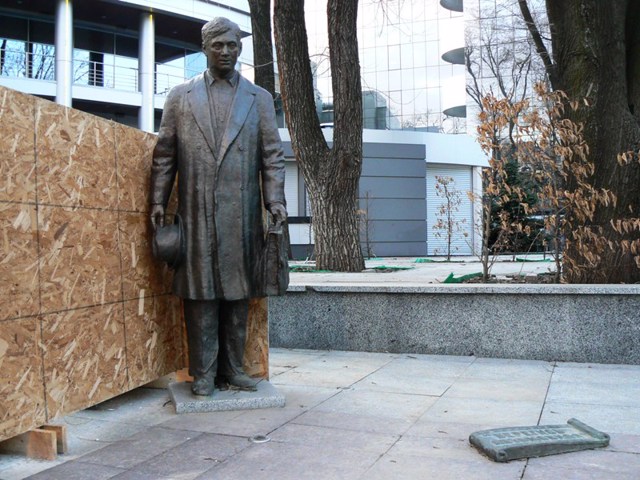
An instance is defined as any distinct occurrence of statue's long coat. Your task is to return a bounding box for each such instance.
[150,73,286,300]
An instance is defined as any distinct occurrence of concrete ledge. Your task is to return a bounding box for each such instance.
[269,285,640,364]
[292,284,640,294]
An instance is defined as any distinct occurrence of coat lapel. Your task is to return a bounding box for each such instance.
[187,75,217,159]
[218,77,256,166]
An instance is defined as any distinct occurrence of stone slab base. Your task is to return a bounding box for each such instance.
[168,380,285,414]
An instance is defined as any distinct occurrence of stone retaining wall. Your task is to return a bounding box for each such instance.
[269,284,640,364]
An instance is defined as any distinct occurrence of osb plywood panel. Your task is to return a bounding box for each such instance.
[0,317,46,441]
[0,87,269,443]
[0,202,39,321]
[244,297,269,379]
[42,304,127,420]
[35,98,116,209]
[0,86,36,204]
[124,295,184,389]
[119,211,172,301]
[38,206,122,312]
[115,123,157,213]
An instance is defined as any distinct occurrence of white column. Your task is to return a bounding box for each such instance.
[55,0,73,106]
[138,12,155,132]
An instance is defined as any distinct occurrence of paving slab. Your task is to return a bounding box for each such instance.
[292,389,439,435]
[128,432,249,479]
[68,387,175,426]
[159,384,339,437]
[460,357,554,381]
[385,435,483,461]
[23,461,125,480]
[551,362,640,385]
[75,427,198,470]
[292,409,425,437]
[350,354,474,395]
[421,397,544,427]
[361,453,527,480]
[268,422,399,453]
[442,376,551,402]
[308,388,437,421]
[269,348,329,376]
[3,347,640,480]
[540,401,640,435]
[604,433,640,454]
[546,381,640,407]
[193,438,382,480]
[523,449,640,480]
[270,354,393,389]
[403,419,501,441]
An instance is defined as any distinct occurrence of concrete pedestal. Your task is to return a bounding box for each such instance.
[168,380,285,414]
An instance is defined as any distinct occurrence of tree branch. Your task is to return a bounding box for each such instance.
[517,0,558,88]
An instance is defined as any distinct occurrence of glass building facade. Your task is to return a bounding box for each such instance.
[464,0,549,131]
[305,0,466,133]
[0,0,250,130]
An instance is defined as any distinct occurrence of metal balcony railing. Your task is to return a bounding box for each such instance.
[1,40,198,97]
[0,40,55,80]
[73,50,139,92]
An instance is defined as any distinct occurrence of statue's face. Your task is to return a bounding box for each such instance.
[204,31,241,77]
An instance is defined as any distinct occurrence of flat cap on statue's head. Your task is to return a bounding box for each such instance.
[152,215,184,269]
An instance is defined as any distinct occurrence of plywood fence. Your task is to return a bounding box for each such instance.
[0,86,186,442]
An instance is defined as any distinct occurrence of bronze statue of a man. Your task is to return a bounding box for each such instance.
[150,17,287,396]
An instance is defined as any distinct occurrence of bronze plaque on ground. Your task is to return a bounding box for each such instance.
[469,418,610,462]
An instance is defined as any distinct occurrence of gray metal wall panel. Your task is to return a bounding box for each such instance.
[363,142,425,159]
[363,199,426,221]
[361,158,426,177]
[283,140,429,257]
[368,242,427,257]
[359,177,425,199]
[283,142,294,157]
[284,143,425,164]
[361,220,426,242]
[291,244,313,260]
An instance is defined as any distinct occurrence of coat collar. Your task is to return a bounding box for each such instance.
[218,75,256,162]
[186,72,257,164]
[187,74,216,158]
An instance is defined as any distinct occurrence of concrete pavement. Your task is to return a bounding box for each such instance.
[289,255,557,286]
[2,347,639,479]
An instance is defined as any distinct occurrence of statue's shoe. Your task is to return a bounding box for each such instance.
[217,373,259,391]
[191,374,215,396]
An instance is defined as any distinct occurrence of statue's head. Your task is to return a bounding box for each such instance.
[201,17,242,77]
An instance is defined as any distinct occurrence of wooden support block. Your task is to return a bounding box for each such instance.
[175,368,193,383]
[0,428,57,460]
[41,424,68,454]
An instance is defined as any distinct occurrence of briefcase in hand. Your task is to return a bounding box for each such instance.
[263,219,290,296]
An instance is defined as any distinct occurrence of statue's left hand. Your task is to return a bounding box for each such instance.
[269,203,287,226]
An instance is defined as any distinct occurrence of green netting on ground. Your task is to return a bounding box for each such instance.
[288,265,332,273]
[515,257,553,262]
[443,272,483,283]
[414,258,467,263]
[370,265,415,271]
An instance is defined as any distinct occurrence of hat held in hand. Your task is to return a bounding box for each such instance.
[152,214,184,269]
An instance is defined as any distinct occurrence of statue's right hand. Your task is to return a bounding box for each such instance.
[150,204,165,230]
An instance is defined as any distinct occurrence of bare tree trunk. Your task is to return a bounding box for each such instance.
[274,0,364,271]
[521,0,640,283]
[0,39,7,75]
[247,0,275,97]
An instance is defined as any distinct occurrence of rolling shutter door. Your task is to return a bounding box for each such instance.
[426,164,474,255]
[284,161,298,216]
